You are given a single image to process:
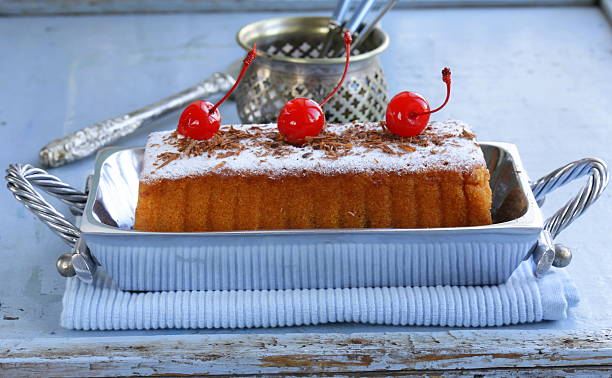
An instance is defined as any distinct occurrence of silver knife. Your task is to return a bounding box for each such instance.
[40,72,235,168]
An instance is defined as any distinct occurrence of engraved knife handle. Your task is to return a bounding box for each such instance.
[39,72,235,168]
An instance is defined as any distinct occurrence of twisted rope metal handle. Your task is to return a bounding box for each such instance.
[5,164,86,247]
[530,158,608,238]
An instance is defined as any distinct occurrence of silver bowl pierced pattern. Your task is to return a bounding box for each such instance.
[235,16,389,124]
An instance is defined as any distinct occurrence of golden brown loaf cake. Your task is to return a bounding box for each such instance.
[135,120,492,232]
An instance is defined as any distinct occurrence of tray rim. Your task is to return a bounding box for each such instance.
[80,141,544,236]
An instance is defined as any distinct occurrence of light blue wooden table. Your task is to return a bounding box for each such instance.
[1,5,611,376]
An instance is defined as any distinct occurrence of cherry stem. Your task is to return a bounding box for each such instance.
[319,30,352,108]
[412,67,452,117]
[210,44,257,113]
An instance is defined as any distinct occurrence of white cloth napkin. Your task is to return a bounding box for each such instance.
[61,262,578,330]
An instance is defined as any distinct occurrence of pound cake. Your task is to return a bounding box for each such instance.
[134,120,492,232]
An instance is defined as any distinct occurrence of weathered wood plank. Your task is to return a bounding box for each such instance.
[0,0,596,16]
[1,329,611,376]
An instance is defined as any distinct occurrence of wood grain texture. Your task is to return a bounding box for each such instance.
[1,329,610,376]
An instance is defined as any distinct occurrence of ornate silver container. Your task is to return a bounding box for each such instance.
[234,16,389,124]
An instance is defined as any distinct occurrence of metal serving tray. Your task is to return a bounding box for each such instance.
[6,143,608,291]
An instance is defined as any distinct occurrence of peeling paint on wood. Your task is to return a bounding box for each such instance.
[0,329,611,375]
[260,354,375,368]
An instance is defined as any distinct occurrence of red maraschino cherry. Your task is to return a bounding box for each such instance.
[177,45,257,140]
[277,30,352,144]
[385,67,452,137]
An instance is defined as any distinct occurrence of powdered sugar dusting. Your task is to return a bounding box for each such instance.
[140,120,486,182]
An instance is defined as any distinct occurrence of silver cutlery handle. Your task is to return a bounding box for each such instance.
[332,0,352,25]
[345,0,376,34]
[351,0,398,51]
[39,72,235,168]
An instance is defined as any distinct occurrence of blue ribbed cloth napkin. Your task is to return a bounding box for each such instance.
[61,262,578,330]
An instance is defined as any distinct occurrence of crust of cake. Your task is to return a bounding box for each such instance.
[134,120,493,232]
[134,167,492,232]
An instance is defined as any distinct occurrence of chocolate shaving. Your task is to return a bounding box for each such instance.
[154,122,475,167]
[461,128,476,140]
[157,152,180,169]
[380,145,395,155]
[183,139,197,156]
[398,144,417,153]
